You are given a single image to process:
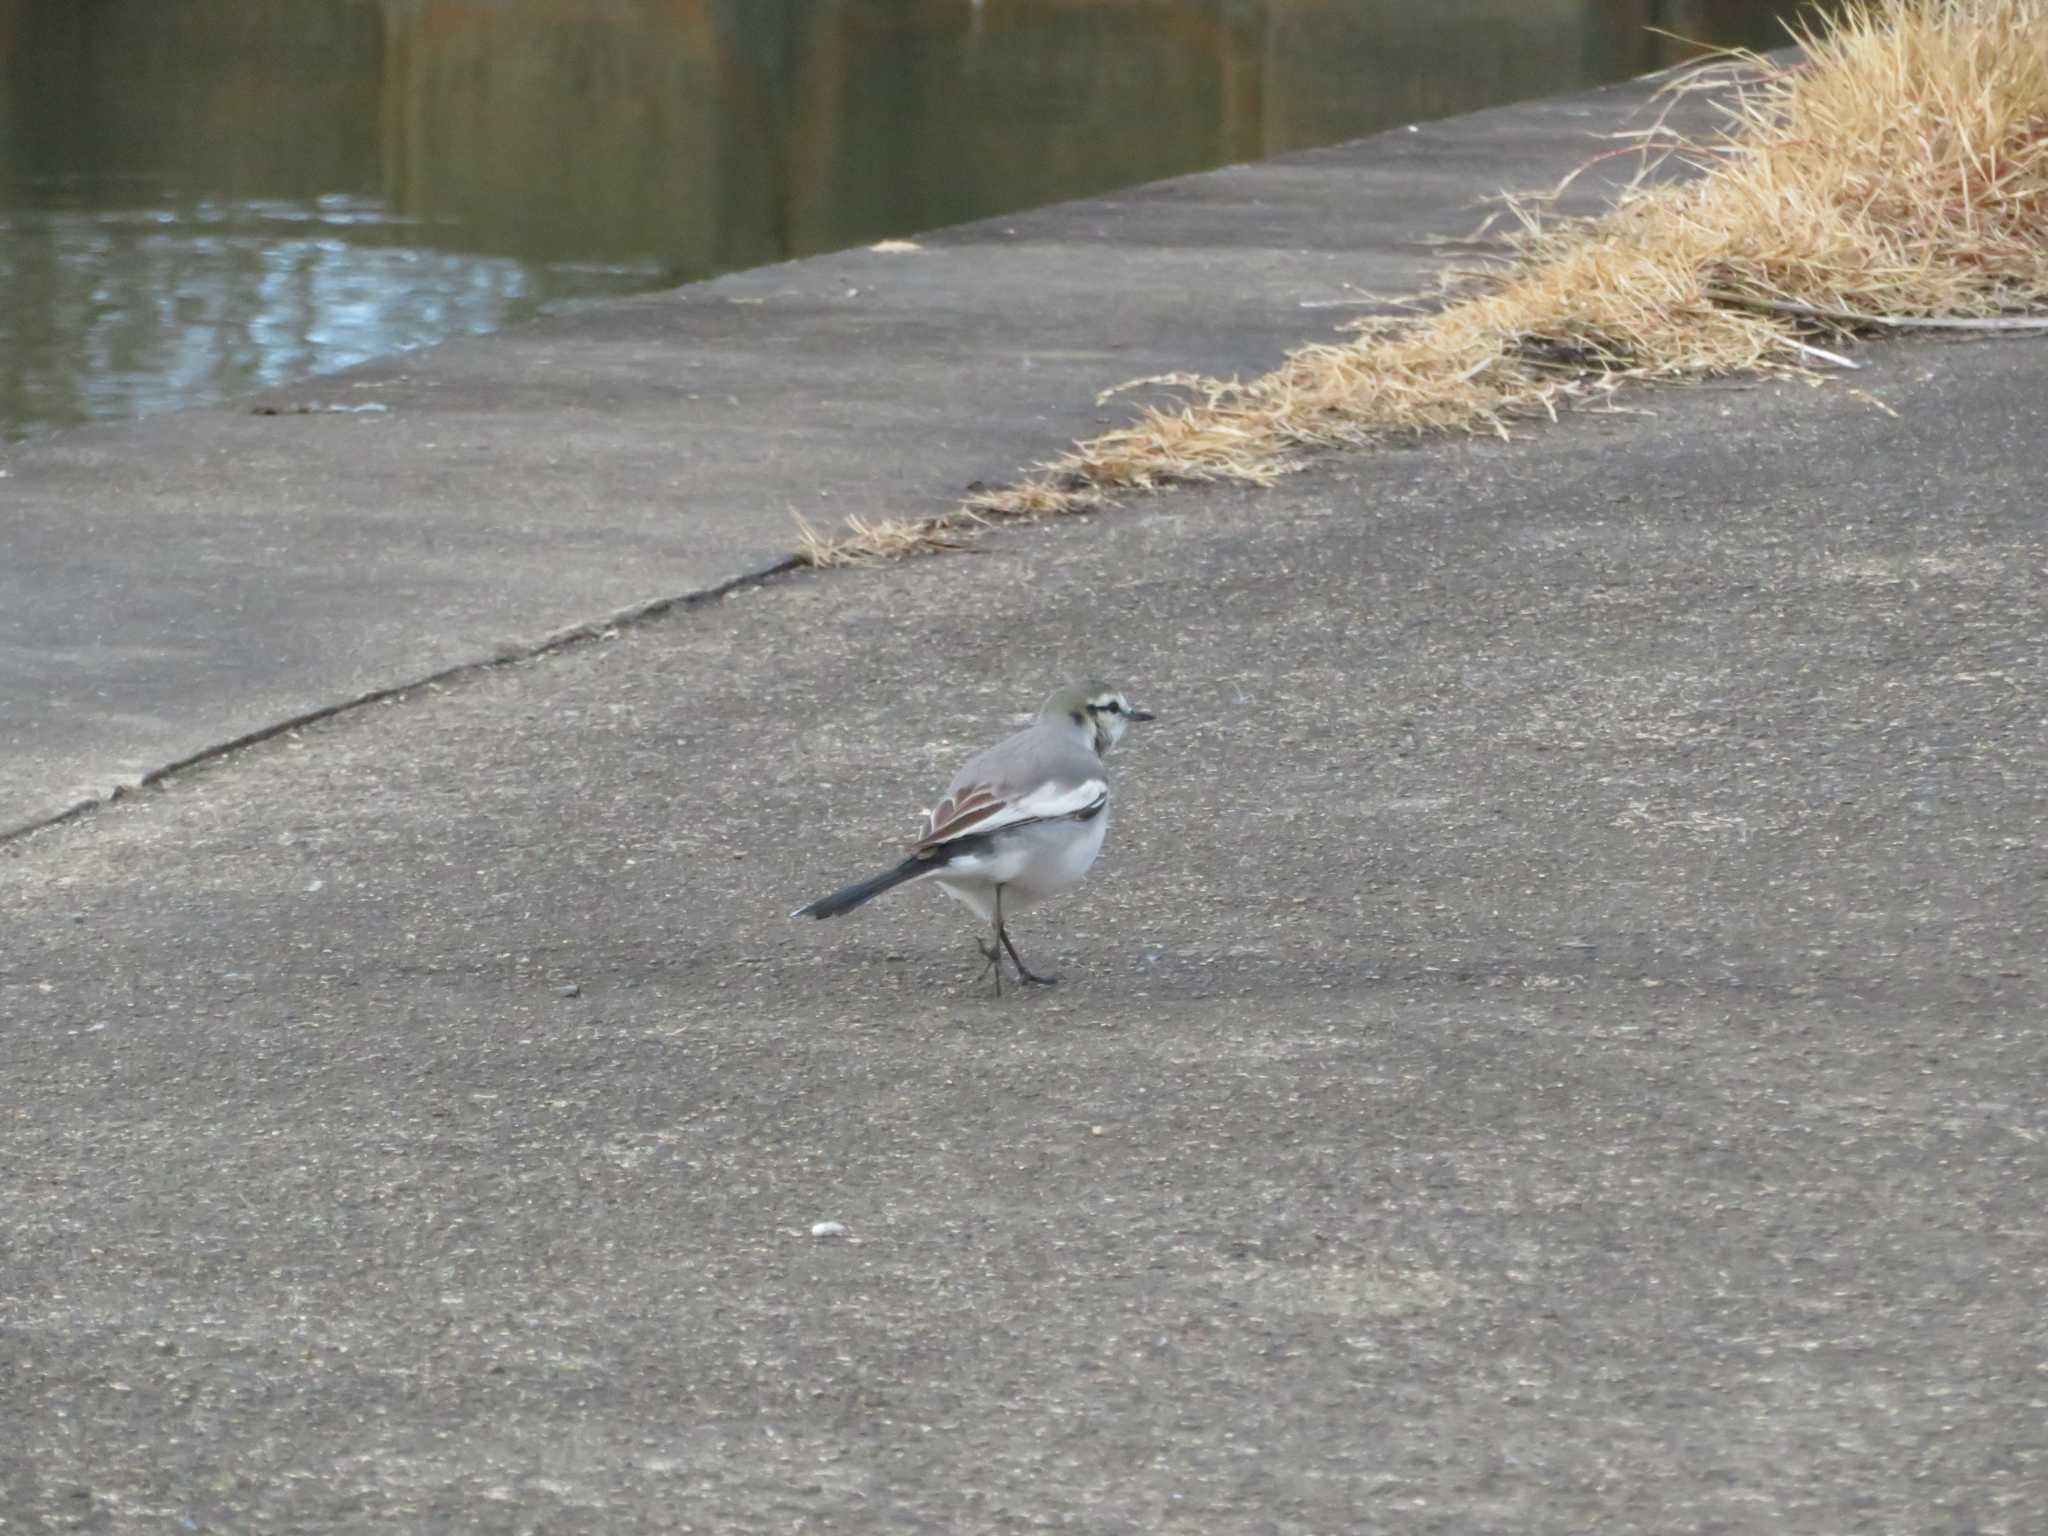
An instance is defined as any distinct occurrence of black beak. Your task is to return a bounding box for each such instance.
[1127,707,1157,723]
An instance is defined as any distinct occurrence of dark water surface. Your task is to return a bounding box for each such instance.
[0,0,1813,439]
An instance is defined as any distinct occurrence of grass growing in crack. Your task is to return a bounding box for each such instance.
[795,0,2048,567]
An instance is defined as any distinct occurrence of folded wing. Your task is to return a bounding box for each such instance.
[918,777,1107,852]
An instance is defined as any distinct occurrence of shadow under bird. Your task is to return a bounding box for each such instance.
[792,681,1155,993]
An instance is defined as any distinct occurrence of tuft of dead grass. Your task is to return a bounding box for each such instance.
[796,0,2048,566]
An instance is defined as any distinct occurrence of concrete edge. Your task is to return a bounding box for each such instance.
[0,555,805,848]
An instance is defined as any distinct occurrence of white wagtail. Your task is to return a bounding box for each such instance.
[792,681,1154,993]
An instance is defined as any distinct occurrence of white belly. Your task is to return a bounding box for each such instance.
[934,805,1108,921]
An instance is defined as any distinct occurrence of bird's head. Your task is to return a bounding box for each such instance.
[1042,680,1156,754]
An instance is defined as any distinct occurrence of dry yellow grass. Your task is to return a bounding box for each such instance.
[797,0,2048,567]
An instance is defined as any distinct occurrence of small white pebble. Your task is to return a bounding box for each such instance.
[810,1221,848,1239]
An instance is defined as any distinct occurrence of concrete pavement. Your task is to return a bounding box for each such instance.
[3,324,2045,1530]
[2,73,1713,841]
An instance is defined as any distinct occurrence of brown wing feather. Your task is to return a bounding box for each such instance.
[917,786,1006,851]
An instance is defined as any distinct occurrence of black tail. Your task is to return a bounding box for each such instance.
[791,857,929,919]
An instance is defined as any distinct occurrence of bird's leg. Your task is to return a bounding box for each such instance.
[975,889,1004,997]
[998,917,1058,987]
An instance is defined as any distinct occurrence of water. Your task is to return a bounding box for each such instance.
[0,0,1815,441]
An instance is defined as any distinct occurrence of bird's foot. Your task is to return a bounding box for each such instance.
[998,927,1057,987]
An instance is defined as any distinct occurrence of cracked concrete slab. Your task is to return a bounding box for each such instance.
[2,329,2044,1532]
